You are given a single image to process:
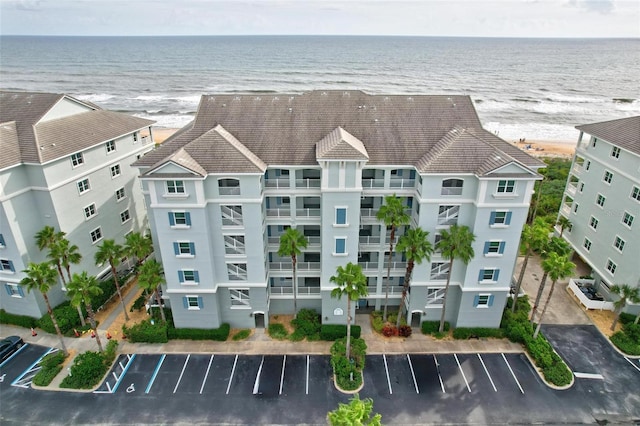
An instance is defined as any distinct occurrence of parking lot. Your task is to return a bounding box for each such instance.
[93,351,537,399]
[0,343,52,390]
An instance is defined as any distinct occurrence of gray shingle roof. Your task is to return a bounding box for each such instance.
[0,121,22,170]
[135,90,543,175]
[0,91,155,168]
[576,116,640,156]
[316,127,369,160]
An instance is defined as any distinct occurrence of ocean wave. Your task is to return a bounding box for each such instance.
[78,93,116,103]
[612,98,636,104]
[484,121,579,142]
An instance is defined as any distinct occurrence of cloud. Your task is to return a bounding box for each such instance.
[567,0,615,14]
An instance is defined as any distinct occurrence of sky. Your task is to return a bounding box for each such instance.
[0,0,638,37]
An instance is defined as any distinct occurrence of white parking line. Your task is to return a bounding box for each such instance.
[305,355,309,395]
[624,357,640,373]
[200,355,214,394]
[406,354,419,394]
[279,355,286,395]
[253,356,264,395]
[501,353,524,394]
[573,372,604,379]
[0,343,28,368]
[454,354,471,393]
[173,354,191,393]
[477,354,497,392]
[383,354,393,395]
[226,355,238,395]
[145,354,166,394]
[434,355,445,393]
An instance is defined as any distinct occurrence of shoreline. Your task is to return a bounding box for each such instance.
[150,127,576,159]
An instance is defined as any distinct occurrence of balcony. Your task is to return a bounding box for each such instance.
[561,203,571,216]
[295,178,321,189]
[360,208,379,221]
[566,184,577,196]
[366,285,403,295]
[359,236,382,246]
[266,208,291,218]
[362,179,385,189]
[389,178,416,189]
[270,286,321,296]
[265,178,290,189]
[296,208,321,218]
[219,187,241,196]
[268,261,320,271]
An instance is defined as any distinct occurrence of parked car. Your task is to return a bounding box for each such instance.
[0,336,24,363]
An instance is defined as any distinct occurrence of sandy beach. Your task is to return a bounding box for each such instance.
[150,127,576,159]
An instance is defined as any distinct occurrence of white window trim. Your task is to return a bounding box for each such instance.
[489,211,510,229]
[164,180,188,198]
[333,237,348,256]
[493,180,518,198]
[334,206,348,227]
[476,293,491,309]
[484,241,504,258]
[186,295,201,310]
[90,227,103,245]
[479,269,498,284]
[180,270,199,286]
[0,260,15,274]
[176,241,195,258]
[84,203,97,221]
[115,187,126,202]
[110,164,121,179]
[170,211,190,229]
[120,209,131,224]
[77,178,90,195]
[613,236,625,253]
[229,288,251,309]
[71,152,84,168]
[106,140,116,154]
[589,216,599,231]
[622,212,634,228]
[6,283,23,298]
[605,259,617,276]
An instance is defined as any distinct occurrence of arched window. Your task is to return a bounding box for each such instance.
[441,178,463,195]
[219,178,240,195]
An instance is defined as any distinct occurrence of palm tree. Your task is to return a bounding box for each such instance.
[513,217,550,312]
[327,394,382,426]
[138,259,166,322]
[20,262,68,356]
[125,232,153,271]
[376,194,410,322]
[530,237,572,324]
[95,239,129,321]
[437,224,475,333]
[67,272,104,352]
[395,227,433,328]
[35,225,64,251]
[330,262,368,360]
[278,227,308,318]
[609,284,640,331]
[556,216,572,238]
[533,252,575,338]
[50,237,85,326]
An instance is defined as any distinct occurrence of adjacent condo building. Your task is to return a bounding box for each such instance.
[0,91,155,318]
[133,91,544,329]
[557,116,640,313]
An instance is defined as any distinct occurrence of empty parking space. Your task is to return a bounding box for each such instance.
[172,354,213,394]
[200,354,236,395]
[255,355,284,396]
[307,355,332,395]
[480,353,524,394]
[147,354,189,395]
[0,345,50,390]
[281,355,305,396]
[436,354,471,394]
[385,355,418,394]
[408,354,442,394]
[446,353,495,393]
[226,355,261,395]
[110,354,160,394]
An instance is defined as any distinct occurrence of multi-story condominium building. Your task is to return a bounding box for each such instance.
[557,116,639,314]
[134,91,543,329]
[0,91,155,318]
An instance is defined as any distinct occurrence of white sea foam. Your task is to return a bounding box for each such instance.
[77,93,115,103]
[484,121,580,142]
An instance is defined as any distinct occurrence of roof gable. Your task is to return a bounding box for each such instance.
[576,116,640,156]
[485,161,538,176]
[146,160,204,177]
[316,127,369,161]
[39,96,96,123]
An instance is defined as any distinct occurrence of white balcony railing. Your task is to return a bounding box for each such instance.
[360,208,379,219]
[268,262,320,271]
[568,279,614,311]
[295,178,321,189]
[270,286,321,295]
[362,179,385,189]
[265,178,290,189]
[296,208,321,217]
[389,178,416,189]
[566,184,577,196]
[219,186,241,196]
[266,208,291,218]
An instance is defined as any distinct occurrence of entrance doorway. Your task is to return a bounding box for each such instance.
[411,311,422,328]
[254,313,265,328]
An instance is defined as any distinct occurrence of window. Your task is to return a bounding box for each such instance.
[166,180,185,194]
[573,203,579,214]
[479,269,500,282]
[71,152,84,167]
[0,259,15,272]
[596,194,605,207]
[497,180,516,194]
[227,263,247,281]
[221,205,243,226]
[174,242,195,256]
[474,294,494,308]
[178,270,199,285]
[484,241,505,256]
[334,237,347,255]
[606,259,617,276]
[133,132,138,143]
[490,211,512,226]
[603,171,613,184]
[335,207,347,225]
[218,178,240,195]
[115,187,126,201]
[583,238,592,252]
[613,236,625,252]
[84,203,97,219]
[589,216,599,230]
[579,182,584,193]
[592,138,597,148]
[106,140,116,153]
[437,205,459,226]
[90,227,102,244]
[77,178,90,194]
[0,234,5,248]
[110,164,121,178]
[120,209,131,224]
[433,234,442,253]
[4,283,24,298]
[623,212,634,228]
[230,289,250,307]
[184,295,202,310]
[224,235,246,255]
[169,212,191,227]
[441,178,463,196]
[632,186,640,202]
[430,262,449,280]
[611,146,621,159]
[426,288,444,306]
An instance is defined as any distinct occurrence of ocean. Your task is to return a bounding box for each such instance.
[1,36,639,141]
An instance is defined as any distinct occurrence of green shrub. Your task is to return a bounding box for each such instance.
[123,320,168,343]
[268,323,289,340]
[32,351,66,387]
[60,351,107,389]
[103,340,119,366]
[622,322,640,342]
[320,324,361,340]
[371,314,385,333]
[619,312,636,325]
[167,324,230,341]
[37,301,84,335]
[41,351,66,369]
[610,331,640,356]
[421,321,449,335]
[542,361,574,385]
[93,278,117,311]
[232,329,251,341]
[130,294,147,312]
[330,337,367,391]
[290,309,321,340]
[0,309,38,328]
[452,327,504,339]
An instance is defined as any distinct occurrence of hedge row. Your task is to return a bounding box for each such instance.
[610,322,640,356]
[58,340,118,390]
[37,301,86,335]
[168,323,230,341]
[32,351,66,387]
[330,337,367,391]
[123,320,168,343]
[321,324,361,341]
[452,327,504,339]
[421,321,450,335]
[0,309,38,328]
